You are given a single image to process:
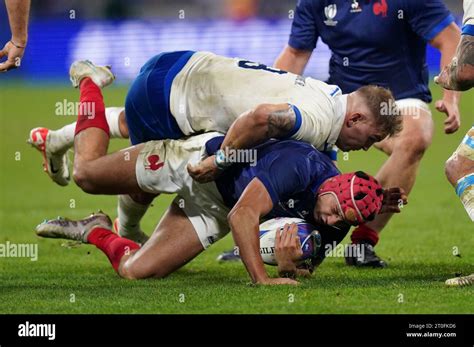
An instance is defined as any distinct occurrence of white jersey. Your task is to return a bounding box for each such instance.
[464,0,474,26]
[169,52,346,151]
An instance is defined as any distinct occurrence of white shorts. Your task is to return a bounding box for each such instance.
[135,132,231,249]
[464,0,474,26]
[395,98,432,118]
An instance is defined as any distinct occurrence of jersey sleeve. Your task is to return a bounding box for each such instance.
[288,104,328,150]
[254,154,312,206]
[288,0,319,51]
[405,0,455,41]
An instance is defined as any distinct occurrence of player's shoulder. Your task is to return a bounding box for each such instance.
[261,139,314,161]
[305,78,341,97]
[293,78,340,114]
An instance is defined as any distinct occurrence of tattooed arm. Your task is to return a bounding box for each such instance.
[430,23,462,134]
[187,104,297,183]
[220,104,297,151]
[435,34,474,91]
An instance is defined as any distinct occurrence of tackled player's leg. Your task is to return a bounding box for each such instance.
[34,72,221,279]
[36,201,205,280]
[119,202,204,279]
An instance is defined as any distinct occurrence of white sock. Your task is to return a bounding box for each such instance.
[48,107,126,153]
[117,195,150,244]
[48,122,76,154]
[106,107,126,138]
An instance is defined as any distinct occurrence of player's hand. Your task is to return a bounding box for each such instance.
[435,99,461,134]
[0,41,25,72]
[380,187,407,214]
[275,223,303,276]
[255,277,300,286]
[187,155,222,183]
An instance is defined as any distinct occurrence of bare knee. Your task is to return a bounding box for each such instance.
[120,260,144,280]
[445,156,459,187]
[120,265,142,280]
[119,257,165,280]
[73,164,100,194]
[445,154,474,187]
[394,130,432,163]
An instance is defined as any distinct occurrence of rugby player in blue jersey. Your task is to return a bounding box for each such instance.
[34,75,406,285]
[270,0,463,267]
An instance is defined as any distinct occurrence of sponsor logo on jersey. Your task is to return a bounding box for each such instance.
[324,4,338,26]
[373,0,388,17]
[350,0,362,13]
[145,154,164,171]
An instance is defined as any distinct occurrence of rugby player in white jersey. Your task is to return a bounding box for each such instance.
[28,51,401,246]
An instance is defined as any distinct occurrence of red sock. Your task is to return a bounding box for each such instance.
[87,227,140,272]
[351,224,379,246]
[74,77,110,136]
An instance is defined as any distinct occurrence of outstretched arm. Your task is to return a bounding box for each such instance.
[0,0,30,72]
[274,45,312,75]
[187,103,297,183]
[227,178,299,286]
[430,23,462,134]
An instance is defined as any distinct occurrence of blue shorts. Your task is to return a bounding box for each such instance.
[125,51,195,145]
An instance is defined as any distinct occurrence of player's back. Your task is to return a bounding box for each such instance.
[170,51,341,149]
[205,135,339,219]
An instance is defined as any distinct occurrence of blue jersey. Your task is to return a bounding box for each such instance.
[205,137,340,222]
[289,0,454,102]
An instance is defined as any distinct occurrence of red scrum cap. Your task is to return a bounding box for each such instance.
[318,171,384,225]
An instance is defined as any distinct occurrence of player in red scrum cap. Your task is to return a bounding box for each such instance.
[318,171,384,226]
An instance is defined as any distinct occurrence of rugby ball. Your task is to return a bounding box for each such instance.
[259,217,321,266]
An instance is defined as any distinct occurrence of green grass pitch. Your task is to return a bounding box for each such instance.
[0,82,473,314]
